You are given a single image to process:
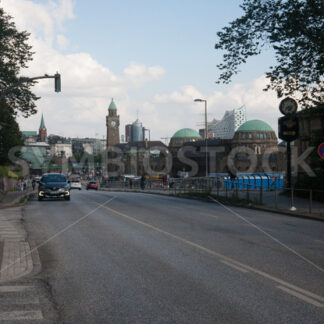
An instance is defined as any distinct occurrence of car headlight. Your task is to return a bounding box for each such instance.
[58,188,65,193]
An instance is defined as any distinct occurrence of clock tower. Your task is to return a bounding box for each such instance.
[106,98,120,147]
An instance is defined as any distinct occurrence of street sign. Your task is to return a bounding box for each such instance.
[278,115,299,142]
[279,97,298,115]
[318,143,324,159]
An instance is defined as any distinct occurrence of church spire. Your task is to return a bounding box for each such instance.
[39,113,46,129]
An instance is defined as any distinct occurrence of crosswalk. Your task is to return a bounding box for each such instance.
[0,284,45,322]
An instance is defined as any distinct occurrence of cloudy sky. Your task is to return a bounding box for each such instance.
[3,0,281,141]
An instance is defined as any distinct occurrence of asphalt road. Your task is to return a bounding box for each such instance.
[24,189,324,323]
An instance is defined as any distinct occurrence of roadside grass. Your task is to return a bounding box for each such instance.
[19,196,26,204]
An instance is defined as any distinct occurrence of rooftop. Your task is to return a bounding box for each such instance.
[236,120,274,132]
[172,128,201,139]
[108,98,117,110]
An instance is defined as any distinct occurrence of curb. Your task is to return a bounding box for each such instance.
[23,240,42,279]
[99,187,324,222]
[0,191,34,209]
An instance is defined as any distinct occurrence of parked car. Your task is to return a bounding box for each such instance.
[38,173,70,201]
[70,179,82,190]
[87,181,98,190]
[35,175,42,183]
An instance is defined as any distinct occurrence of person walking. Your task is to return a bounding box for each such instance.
[140,175,145,190]
[32,178,36,190]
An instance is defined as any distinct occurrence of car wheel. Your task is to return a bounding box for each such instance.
[96,188,98,190]
[86,188,88,190]
[79,188,81,190]
[38,196,43,201]
[65,196,70,201]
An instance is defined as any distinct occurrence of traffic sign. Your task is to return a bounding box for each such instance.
[278,115,299,142]
[318,143,324,159]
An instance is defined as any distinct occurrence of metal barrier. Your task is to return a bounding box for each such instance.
[100,176,324,217]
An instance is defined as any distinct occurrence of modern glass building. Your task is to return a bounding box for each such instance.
[208,105,247,139]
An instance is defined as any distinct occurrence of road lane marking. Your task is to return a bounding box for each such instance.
[198,212,219,219]
[0,297,40,305]
[277,286,324,308]
[221,260,248,273]
[0,310,43,321]
[97,202,324,308]
[209,196,324,274]
[0,286,34,293]
[313,239,324,245]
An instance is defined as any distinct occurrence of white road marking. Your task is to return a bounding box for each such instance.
[0,310,43,321]
[277,286,324,308]
[209,196,324,273]
[0,286,34,293]
[97,202,324,308]
[221,260,248,273]
[0,296,40,305]
[199,212,219,219]
[313,239,324,245]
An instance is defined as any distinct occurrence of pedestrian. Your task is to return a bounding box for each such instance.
[23,179,27,191]
[32,178,36,190]
[169,177,174,189]
[140,175,145,190]
[17,179,21,191]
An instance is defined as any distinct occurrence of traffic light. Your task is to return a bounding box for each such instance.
[54,73,61,92]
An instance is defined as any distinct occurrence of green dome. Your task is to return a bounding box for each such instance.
[108,98,117,110]
[172,128,201,139]
[237,120,273,132]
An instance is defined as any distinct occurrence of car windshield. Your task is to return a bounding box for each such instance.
[72,180,80,183]
[42,174,66,183]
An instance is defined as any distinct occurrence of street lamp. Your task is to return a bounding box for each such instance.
[194,99,208,177]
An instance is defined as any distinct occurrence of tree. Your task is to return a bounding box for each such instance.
[215,0,324,108]
[0,7,38,117]
[0,101,23,164]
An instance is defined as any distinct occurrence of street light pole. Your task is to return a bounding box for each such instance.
[194,99,208,177]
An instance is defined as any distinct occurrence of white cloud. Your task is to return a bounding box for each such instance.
[2,0,166,138]
[56,34,69,50]
[3,0,281,142]
[123,62,165,88]
[141,76,281,140]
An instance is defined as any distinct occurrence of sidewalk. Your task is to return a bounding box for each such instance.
[0,189,39,283]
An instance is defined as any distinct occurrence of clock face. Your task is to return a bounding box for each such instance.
[110,121,116,127]
[279,98,297,115]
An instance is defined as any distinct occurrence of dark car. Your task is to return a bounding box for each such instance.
[38,173,70,201]
[87,181,98,190]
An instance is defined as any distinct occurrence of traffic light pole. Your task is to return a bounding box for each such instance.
[287,141,291,188]
[0,73,61,100]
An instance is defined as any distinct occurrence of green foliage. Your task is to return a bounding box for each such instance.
[0,101,23,164]
[215,0,324,108]
[0,7,39,116]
